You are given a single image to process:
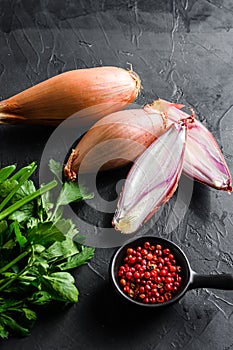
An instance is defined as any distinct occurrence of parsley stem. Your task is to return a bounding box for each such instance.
[50,203,60,221]
[10,162,35,181]
[0,180,57,221]
[0,164,16,184]
[0,264,29,292]
[0,250,30,274]
[0,163,37,212]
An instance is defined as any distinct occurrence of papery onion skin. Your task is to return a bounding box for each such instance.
[64,108,167,180]
[146,99,232,192]
[0,67,141,126]
[112,123,187,234]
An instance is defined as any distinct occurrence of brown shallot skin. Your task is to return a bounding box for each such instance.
[0,66,141,126]
[64,108,168,180]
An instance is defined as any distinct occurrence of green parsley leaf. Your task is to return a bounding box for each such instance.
[0,323,8,338]
[0,314,30,337]
[0,161,95,338]
[0,221,8,235]
[41,237,80,262]
[48,159,63,183]
[28,291,52,305]
[13,221,27,249]
[27,222,66,247]
[57,246,94,271]
[42,272,79,302]
[56,181,94,207]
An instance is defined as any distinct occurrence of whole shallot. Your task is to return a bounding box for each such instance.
[0,66,141,126]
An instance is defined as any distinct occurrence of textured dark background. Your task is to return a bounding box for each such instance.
[1,0,233,349]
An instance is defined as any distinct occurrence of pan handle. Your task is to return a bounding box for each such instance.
[189,271,233,290]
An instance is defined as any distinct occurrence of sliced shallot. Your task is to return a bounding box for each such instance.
[112,122,187,234]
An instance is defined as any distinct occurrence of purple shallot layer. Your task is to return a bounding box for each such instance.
[113,123,187,234]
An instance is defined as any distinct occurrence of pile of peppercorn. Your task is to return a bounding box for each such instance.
[117,241,183,304]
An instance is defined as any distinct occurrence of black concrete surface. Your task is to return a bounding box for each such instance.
[0,0,233,349]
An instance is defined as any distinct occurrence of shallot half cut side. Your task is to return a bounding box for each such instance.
[112,122,187,234]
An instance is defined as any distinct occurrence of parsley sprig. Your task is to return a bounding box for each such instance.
[0,160,94,339]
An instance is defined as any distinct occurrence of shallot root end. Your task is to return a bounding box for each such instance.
[127,64,142,93]
[64,149,78,181]
[178,108,195,128]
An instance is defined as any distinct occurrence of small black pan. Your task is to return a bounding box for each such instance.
[110,235,233,307]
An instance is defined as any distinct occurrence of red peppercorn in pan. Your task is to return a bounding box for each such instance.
[117,241,183,304]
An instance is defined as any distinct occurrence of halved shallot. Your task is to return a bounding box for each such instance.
[146,99,232,192]
[112,122,187,234]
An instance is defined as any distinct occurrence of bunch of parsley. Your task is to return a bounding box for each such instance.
[0,160,94,339]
